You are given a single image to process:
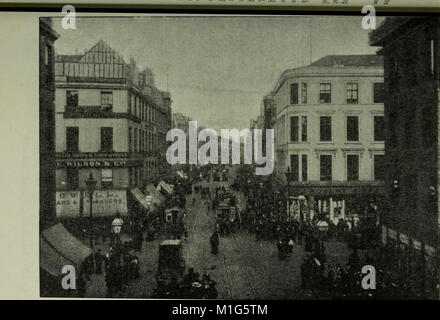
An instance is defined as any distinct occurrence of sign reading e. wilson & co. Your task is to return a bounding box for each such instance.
[56,159,142,168]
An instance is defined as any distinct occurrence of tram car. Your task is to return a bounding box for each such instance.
[215,200,237,235]
[164,207,186,238]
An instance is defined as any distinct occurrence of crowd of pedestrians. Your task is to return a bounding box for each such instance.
[153,268,218,299]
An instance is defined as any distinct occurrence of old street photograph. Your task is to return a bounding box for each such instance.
[39,15,440,299]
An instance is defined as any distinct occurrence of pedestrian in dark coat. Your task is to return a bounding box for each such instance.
[77,274,86,298]
[210,231,219,255]
[94,249,103,274]
[348,248,361,271]
[300,257,310,289]
[277,240,286,260]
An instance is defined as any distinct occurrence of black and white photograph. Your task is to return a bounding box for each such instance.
[38,14,440,300]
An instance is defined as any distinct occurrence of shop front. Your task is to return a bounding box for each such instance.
[56,189,128,239]
[40,223,92,297]
[55,152,144,190]
[287,181,385,224]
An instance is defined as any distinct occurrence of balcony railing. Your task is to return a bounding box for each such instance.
[66,105,112,113]
[64,105,141,123]
[56,150,160,159]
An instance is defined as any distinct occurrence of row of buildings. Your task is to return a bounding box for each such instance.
[251,17,440,299]
[251,54,386,223]
[39,20,191,295]
[54,40,173,192]
[40,19,179,230]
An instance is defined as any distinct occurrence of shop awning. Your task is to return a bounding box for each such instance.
[41,223,91,267]
[145,184,165,204]
[40,236,74,277]
[130,188,150,211]
[176,170,187,179]
[158,180,174,195]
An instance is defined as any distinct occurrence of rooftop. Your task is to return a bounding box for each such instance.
[308,54,383,68]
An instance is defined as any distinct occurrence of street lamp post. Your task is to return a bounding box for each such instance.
[85,172,97,269]
[111,214,124,250]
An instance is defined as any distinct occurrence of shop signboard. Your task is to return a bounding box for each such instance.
[56,159,142,168]
[83,190,128,217]
[56,191,81,218]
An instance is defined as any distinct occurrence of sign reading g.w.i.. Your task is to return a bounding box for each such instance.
[56,191,81,218]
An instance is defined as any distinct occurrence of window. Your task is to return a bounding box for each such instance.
[128,93,132,114]
[373,83,384,103]
[374,116,385,141]
[134,96,137,117]
[301,116,307,141]
[320,155,332,181]
[128,127,132,152]
[374,154,385,180]
[346,83,358,104]
[66,168,79,189]
[45,45,51,66]
[302,154,308,181]
[347,116,359,141]
[45,45,53,84]
[347,154,359,181]
[100,127,113,152]
[134,128,138,152]
[320,116,332,141]
[66,90,79,108]
[290,83,298,104]
[66,127,79,152]
[290,154,299,182]
[290,116,299,142]
[301,83,307,104]
[319,83,331,103]
[129,168,133,187]
[140,130,143,152]
[101,169,113,189]
[134,167,138,186]
[101,91,113,112]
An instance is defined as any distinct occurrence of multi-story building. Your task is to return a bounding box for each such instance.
[172,112,192,135]
[54,40,172,192]
[273,55,385,222]
[40,18,58,229]
[259,93,276,156]
[370,17,439,299]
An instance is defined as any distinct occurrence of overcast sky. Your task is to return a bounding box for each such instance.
[53,15,383,131]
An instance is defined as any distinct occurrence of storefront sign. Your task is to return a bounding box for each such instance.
[56,159,142,168]
[57,152,131,159]
[56,191,81,218]
[83,190,127,217]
